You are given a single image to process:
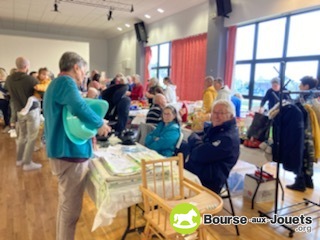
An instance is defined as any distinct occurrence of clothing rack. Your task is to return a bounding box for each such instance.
[258,64,320,238]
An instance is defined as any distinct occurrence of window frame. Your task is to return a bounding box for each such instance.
[149,42,171,86]
[234,9,320,110]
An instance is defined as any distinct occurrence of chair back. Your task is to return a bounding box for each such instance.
[141,153,184,201]
[136,123,156,145]
[175,132,184,149]
[140,153,224,239]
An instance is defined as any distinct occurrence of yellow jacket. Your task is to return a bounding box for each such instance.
[305,104,320,160]
[202,86,217,113]
[34,78,51,98]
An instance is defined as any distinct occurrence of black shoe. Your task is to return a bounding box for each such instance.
[305,176,314,189]
[286,183,306,192]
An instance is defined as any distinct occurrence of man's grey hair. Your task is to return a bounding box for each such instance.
[59,52,87,72]
[212,99,235,117]
[15,57,30,70]
[205,76,214,84]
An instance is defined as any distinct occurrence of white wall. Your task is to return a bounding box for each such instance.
[146,2,209,46]
[0,35,89,75]
[0,29,108,75]
[107,30,137,77]
[225,0,320,26]
[106,2,209,77]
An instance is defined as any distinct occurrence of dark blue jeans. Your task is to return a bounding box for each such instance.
[0,99,10,126]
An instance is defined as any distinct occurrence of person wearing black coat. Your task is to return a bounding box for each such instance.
[184,100,240,194]
[101,83,130,133]
[260,77,290,111]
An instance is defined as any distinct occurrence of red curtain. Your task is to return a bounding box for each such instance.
[171,33,207,101]
[144,46,152,89]
[224,26,237,88]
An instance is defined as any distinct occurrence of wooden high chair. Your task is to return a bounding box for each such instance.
[140,153,223,240]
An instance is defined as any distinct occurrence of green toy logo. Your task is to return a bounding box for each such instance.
[170,203,201,234]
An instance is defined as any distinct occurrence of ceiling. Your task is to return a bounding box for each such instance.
[0,0,207,39]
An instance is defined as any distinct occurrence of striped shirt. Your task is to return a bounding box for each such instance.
[146,104,162,125]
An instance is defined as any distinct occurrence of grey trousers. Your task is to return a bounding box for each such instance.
[16,108,40,164]
[49,159,89,240]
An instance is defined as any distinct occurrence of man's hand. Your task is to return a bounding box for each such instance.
[97,122,111,137]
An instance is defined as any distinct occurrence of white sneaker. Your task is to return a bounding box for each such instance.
[16,160,23,166]
[23,161,42,171]
[9,129,17,138]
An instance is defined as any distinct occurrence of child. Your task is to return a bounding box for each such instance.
[19,68,51,115]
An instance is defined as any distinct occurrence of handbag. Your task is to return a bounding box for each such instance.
[247,112,271,142]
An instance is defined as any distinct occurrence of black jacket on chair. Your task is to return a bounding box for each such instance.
[184,118,240,194]
[101,84,128,120]
[101,84,130,133]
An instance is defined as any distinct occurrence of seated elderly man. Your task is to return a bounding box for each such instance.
[146,93,167,125]
[184,100,240,193]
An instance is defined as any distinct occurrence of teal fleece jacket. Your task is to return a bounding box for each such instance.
[43,75,103,159]
[145,121,180,157]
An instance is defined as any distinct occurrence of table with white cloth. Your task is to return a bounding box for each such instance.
[129,108,149,125]
[86,143,201,234]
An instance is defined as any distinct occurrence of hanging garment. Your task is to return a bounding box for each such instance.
[296,103,314,177]
[311,99,320,127]
[304,104,320,160]
[272,104,304,175]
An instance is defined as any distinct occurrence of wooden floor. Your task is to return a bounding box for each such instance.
[1,128,320,240]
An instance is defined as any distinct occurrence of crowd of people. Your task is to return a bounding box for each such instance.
[2,51,319,240]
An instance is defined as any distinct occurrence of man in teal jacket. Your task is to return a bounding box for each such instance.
[43,52,110,240]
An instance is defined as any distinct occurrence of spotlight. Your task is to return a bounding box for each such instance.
[107,10,113,21]
[53,3,59,12]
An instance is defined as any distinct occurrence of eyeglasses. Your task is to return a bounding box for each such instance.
[212,111,229,116]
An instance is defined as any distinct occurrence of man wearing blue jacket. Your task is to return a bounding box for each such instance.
[43,52,110,240]
[185,100,240,194]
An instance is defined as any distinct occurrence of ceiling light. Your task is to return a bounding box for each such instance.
[117,27,123,31]
[157,8,164,13]
[57,0,134,13]
[125,23,130,28]
[54,3,59,12]
[144,14,151,19]
[107,10,113,21]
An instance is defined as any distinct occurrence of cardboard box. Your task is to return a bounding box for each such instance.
[243,174,275,203]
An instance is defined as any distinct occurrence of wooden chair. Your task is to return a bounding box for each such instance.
[140,153,223,240]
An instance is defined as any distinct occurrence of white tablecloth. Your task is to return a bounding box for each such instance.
[129,108,149,117]
[86,145,201,231]
[239,145,271,168]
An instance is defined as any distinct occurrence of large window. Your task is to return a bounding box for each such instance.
[234,9,320,110]
[149,42,171,87]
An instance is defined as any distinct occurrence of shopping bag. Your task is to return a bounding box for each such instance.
[247,112,271,142]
